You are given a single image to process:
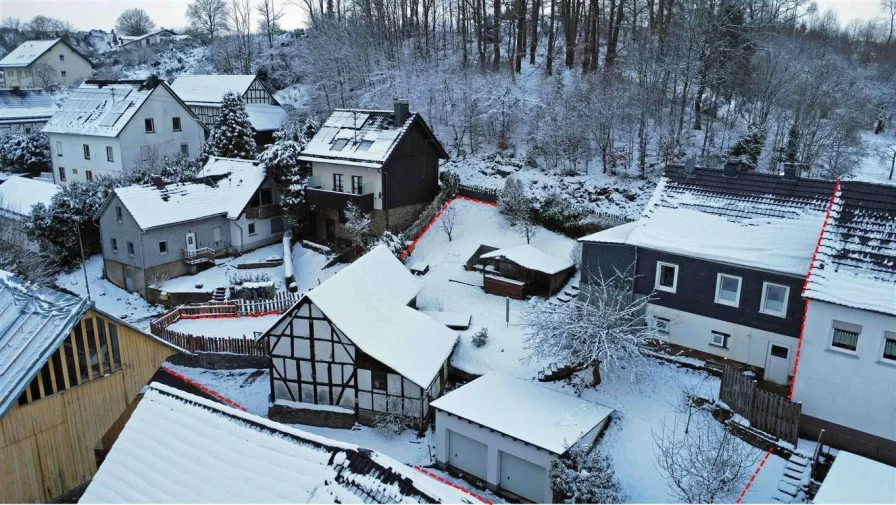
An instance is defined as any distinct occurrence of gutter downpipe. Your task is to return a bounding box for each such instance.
[232,217,245,254]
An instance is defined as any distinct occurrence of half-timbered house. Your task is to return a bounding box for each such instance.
[0,271,179,502]
[265,245,458,427]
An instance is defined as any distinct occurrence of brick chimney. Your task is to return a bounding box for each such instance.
[393,99,409,126]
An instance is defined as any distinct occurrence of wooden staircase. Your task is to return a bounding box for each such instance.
[212,287,228,302]
[538,362,588,382]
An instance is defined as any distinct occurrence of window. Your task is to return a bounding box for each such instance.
[58,166,66,182]
[56,141,63,156]
[655,262,678,293]
[882,332,896,362]
[333,174,344,192]
[180,143,189,156]
[24,127,31,134]
[83,143,91,160]
[330,138,348,151]
[106,146,114,162]
[115,206,123,223]
[72,168,78,175]
[715,274,742,307]
[213,227,221,247]
[59,54,65,61]
[85,170,93,181]
[654,316,670,336]
[256,187,273,206]
[60,70,67,77]
[351,175,363,195]
[172,117,182,131]
[111,237,118,253]
[144,118,155,133]
[710,331,730,348]
[127,241,135,257]
[358,140,374,151]
[159,240,168,255]
[761,282,790,317]
[248,223,256,235]
[830,321,861,353]
[140,145,151,161]
[372,371,387,391]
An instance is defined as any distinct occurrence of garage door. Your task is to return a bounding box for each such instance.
[447,430,488,480]
[499,451,547,503]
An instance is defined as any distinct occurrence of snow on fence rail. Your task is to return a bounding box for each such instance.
[720,365,802,444]
[457,184,498,203]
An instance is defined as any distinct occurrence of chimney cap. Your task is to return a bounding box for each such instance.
[722,159,741,178]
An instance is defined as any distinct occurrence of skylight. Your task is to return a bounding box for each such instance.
[331,138,348,151]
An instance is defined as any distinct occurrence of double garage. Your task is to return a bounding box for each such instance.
[432,373,614,503]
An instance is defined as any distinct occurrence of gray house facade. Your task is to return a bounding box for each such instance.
[96,157,283,295]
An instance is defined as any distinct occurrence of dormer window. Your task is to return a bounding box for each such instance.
[331,139,348,151]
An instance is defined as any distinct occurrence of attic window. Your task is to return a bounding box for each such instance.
[358,140,374,151]
[330,139,348,151]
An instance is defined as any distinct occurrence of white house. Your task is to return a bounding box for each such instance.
[264,245,458,427]
[432,373,614,503]
[0,88,58,133]
[42,76,207,184]
[95,157,284,295]
[81,382,478,504]
[0,176,59,248]
[794,181,896,465]
[0,39,93,88]
[117,29,188,50]
[169,74,285,146]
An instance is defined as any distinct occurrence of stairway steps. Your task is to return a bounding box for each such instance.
[778,482,799,497]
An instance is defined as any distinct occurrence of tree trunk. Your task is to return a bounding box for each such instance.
[546,0,556,75]
[529,0,539,64]
[604,0,624,67]
[493,0,501,71]
[592,361,602,385]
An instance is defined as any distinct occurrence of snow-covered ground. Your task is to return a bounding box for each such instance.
[409,198,576,377]
[167,314,282,339]
[160,243,342,294]
[163,364,270,417]
[56,255,163,330]
[851,131,896,186]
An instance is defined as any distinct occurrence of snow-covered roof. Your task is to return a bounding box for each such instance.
[0,39,61,67]
[304,246,458,388]
[0,272,90,418]
[0,176,60,217]
[170,74,259,105]
[0,89,58,121]
[42,80,158,137]
[432,373,614,454]
[579,221,637,244]
[118,28,180,47]
[299,109,447,167]
[624,167,836,276]
[81,383,478,504]
[813,451,896,504]
[110,157,266,230]
[480,244,574,275]
[246,103,288,131]
[804,181,896,315]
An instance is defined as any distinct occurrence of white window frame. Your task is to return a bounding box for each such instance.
[710,331,729,349]
[880,331,896,364]
[248,222,257,236]
[714,273,742,307]
[829,320,861,355]
[56,141,63,157]
[83,144,90,160]
[654,261,679,293]
[180,143,189,157]
[106,146,114,162]
[127,241,135,257]
[760,282,790,317]
[111,237,118,254]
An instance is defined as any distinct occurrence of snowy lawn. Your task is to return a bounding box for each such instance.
[409,198,576,377]
[163,364,270,417]
[160,242,342,294]
[56,255,163,330]
[851,131,896,186]
[166,314,282,339]
[293,423,433,467]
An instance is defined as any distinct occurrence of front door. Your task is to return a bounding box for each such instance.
[123,267,134,292]
[325,218,335,242]
[764,343,791,385]
[185,232,197,252]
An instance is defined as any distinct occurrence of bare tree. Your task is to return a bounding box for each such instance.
[230,0,254,74]
[653,413,759,503]
[31,63,58,88]
[24,15,67,38]
[884,0,896,46]
[256,0,285,47]
[187,0,232,42]
[344,200,370,255]
[115,8,156,36]
[521,266,656,385]
[439,203,461,241]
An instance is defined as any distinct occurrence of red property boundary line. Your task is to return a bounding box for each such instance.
[161,365,249,412]
[734,178,840,504]
[400,195,498,261]
[413,466,493,504]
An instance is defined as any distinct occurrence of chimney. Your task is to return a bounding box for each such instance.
[393,99,409,126]
[151,176,165,189]
[143,74,160,90]
[722,159,741,178]
[783,162,801,181]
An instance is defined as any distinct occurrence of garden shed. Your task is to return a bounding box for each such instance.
[432,373,613,503]
[478,244,575,299]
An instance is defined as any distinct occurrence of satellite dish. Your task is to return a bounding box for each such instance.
[683,156,697,175]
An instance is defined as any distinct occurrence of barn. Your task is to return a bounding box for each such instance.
[477,244,575,299]
[432,373,614,503]
[265,245,459,427]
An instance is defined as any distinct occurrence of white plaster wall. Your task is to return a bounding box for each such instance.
[649,304,799,370]
[792,300,896,442]
[47,133,123,183]
[435,410,559,502]
[2,42,91,87]
[310,160,384,210]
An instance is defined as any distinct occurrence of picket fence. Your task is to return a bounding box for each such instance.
[719,365,802,444]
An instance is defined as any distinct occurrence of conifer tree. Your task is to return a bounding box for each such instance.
[200,91,257,162]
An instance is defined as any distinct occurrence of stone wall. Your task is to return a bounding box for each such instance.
[166,351,270,370]
[268,402,356,428]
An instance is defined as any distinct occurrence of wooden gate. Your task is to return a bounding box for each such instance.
[719,365,802,444]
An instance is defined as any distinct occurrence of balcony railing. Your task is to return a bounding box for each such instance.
[306,186,375,213]
[182,247,215,265]
[245,204,283,220]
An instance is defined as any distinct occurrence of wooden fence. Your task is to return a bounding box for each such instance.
[719,365,802,444]
[153,328,269,355]
[457,184,499,203]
